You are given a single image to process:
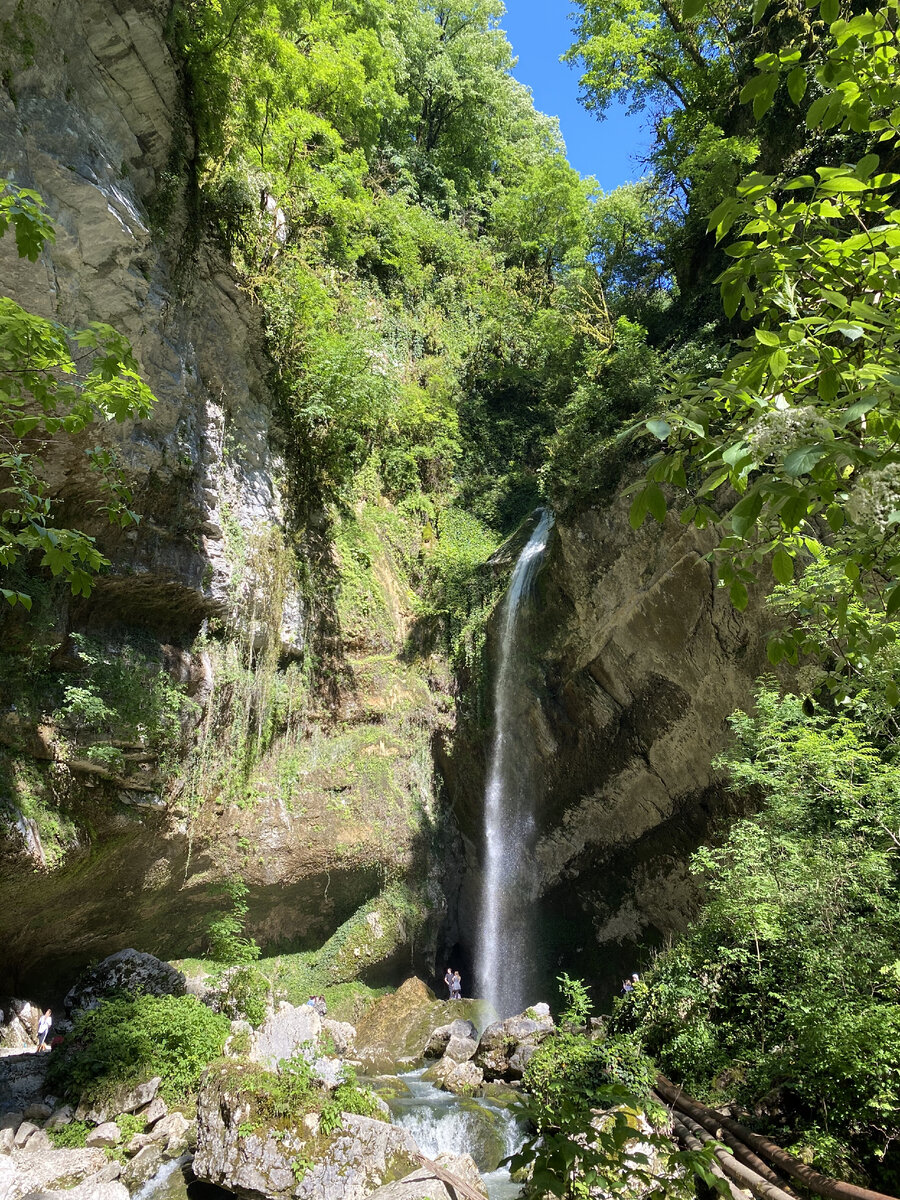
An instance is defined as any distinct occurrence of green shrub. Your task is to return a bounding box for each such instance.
[46,1120,90,1149]
[524,1029,655,1120]
[47,994,229,1104]
[320,1066,386,1133]
[212,965,269,1027]
[230,1056,383,1135]
[206,878,261,965]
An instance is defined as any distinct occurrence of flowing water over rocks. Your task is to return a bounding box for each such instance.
[384,1069,524,1200]
[476,510,554,1018]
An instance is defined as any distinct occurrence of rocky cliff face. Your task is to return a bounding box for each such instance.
[0,0,443,997]
[448,489,772,999]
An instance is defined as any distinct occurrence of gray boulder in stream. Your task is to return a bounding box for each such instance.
[473,1004,554,1081]
[194,1062,420,1200]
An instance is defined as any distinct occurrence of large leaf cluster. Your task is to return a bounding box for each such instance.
[626,1,900,701]
[0,181,155,607]
[615,689,900,1185]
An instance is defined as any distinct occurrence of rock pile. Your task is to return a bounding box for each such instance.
[474,1004,555,1082]
[420,1002,555,1096]
[0,1063,188,1199]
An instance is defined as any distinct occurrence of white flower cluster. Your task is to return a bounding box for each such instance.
[846,464,900,532]
[748,405,831,461]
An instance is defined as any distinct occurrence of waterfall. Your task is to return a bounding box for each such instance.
[476,508,554,1019]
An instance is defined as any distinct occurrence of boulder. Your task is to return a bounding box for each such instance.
[425,1020,478,1060]
[77,1076,161,1125]
[0,1052,51,1111]
[443,1035,478,1064]
[321,1019,356,1056]
[0,1000,40,1051]
[0,1146,107,1198]
[423,1058,483,1096]
[64,950,186,1014]
[365,1151,488,1200]
[23,1101,53,1120]
[45,1104,75,1128]
[149,1110,192,1155]
[14,1120,39,1148]
[442,1061,484,1096]
[121,1143,166,1188]
[0,1127,15,1154]
[195,1064,420,1200]
[142,1096,168,1126]
[249,1003,322,1071]
[22,1128,52,1152]
[473,1007,554,1082]
[87,1122,122,1148]
[354,979,485,1072]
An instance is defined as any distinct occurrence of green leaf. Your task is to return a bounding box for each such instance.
[646,482,667,524]
[806,94,830,129]
[751,0,769,23]
[833,324,864,341]
[772,548,794,584]
[645,418,672,441]
[768,348,789,377]
[826,504,845,532]
[787,66,807,105]
[886,587,900,618]
[730,580,749,610]
[629,489,650,530]
[681,0,707,17]
[783,445,827,476]
[754,329,781,347]
[766,636,785,665]
[731,489,763,536]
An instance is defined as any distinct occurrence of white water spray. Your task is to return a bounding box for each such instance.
[476,508,553,1018]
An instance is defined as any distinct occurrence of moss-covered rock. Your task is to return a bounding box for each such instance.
[194,1061,417,1200]
[353,978,487,1072]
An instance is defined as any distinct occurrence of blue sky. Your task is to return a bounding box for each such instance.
[500,0,653,192]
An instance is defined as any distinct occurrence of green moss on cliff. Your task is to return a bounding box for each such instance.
[260,881,431,1004]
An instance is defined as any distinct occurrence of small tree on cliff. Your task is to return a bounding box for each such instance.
[0,179,156,608]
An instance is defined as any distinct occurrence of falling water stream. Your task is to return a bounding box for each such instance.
[476,509,554,1019]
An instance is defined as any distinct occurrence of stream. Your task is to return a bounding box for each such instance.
[380,1067,525,1200]
[141,1067,526,1200]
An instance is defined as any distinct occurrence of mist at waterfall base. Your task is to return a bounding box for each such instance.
[475,509,554,1020]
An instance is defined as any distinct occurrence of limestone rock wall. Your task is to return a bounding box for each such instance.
[0,0,442,999]
[0,0,286,635]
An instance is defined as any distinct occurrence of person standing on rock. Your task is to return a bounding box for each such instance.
[36,1008,52,1052]
[451,970,462,999]
[444,967,454,998]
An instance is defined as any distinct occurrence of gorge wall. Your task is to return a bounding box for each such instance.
[0,0,445,998]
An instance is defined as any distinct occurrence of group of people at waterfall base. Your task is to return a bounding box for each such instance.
[443,967,463,999]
